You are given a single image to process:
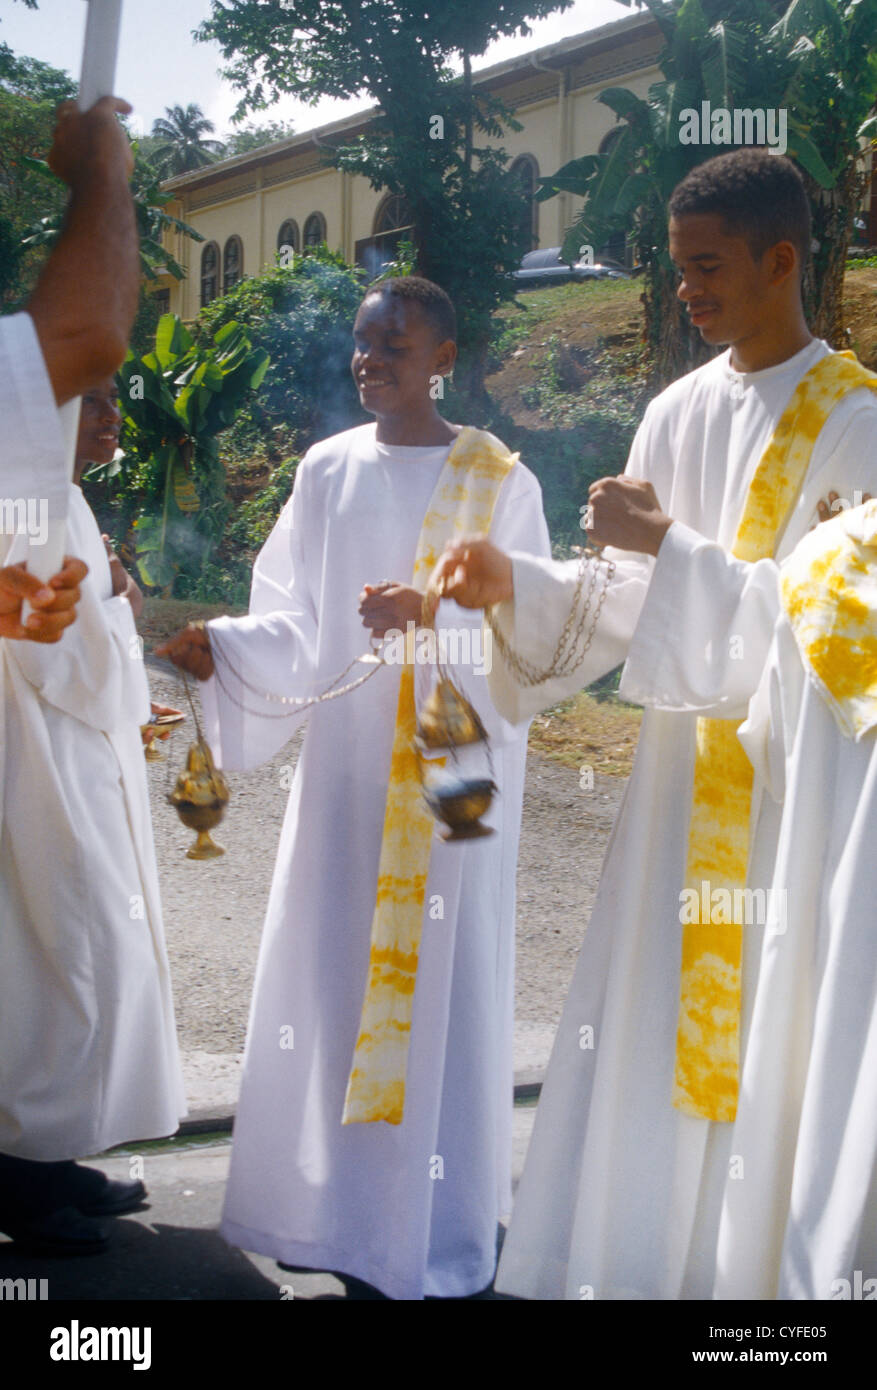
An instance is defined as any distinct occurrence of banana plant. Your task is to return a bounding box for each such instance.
[118,313,269,590]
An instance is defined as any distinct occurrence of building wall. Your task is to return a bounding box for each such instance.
[160,33,661,320]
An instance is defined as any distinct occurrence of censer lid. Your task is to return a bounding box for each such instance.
[169,740,230,808]
[417,677,488,750]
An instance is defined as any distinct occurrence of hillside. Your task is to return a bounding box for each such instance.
[488,265,877,425]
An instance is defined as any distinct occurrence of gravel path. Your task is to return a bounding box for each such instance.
[146,659,627,1058]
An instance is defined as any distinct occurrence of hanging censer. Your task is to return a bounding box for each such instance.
[167,672,230,860]
[162,621,389,862]
[414,537,618,840]
[415,586,497,841]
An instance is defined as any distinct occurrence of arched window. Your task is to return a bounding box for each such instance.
[277,219,300,254]
[510,154,539,251]
[223,235,243,292]
[373,194,413,237]
[598,127,623,157]
[200,241,219,308]
[303,212,327,249]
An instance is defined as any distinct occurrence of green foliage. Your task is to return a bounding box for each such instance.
[116,314,269,591]
[0,46,73,307]
[515,346,646,543]
[372,237,417,282]
[130,145,206,281]
[484,280,649,544]
[203,453,299,605]
[197,249,368,445]
[222,119,296,156]
[99,251,376,603]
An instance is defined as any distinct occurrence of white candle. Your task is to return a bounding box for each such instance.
[79,0,123,110]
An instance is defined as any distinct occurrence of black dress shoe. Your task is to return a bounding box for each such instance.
[1,1205,110,1256]
[74,1176,148,1217]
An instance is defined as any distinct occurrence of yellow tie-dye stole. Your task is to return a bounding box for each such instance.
[674,351,877,1123]
[342,427,517,1125]
[780,497,877,741]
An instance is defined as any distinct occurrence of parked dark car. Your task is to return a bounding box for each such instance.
[513,247,629,287]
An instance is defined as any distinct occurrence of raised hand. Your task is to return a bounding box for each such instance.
[48,95,134,189]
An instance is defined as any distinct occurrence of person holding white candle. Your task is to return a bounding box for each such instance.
[0,89,185,1257]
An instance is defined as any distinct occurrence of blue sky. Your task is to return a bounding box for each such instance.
[2,0,638,138]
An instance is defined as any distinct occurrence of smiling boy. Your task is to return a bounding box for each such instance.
[432,150,877,1299]
[159,276,549,1299]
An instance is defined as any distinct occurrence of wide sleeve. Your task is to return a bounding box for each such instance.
[199,455,320,771]
[486,413,656,725]
[417,464,552,748]
[0,313,67,514]
[619,520,781,718]
[4,489,150,732]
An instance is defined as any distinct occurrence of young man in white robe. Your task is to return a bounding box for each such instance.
[589,495,877,1299]
[0,96,187,1256]
[433,149,877,1300]
[159,277,550,1299]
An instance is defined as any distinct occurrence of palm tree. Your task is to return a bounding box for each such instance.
[150,104,226,178]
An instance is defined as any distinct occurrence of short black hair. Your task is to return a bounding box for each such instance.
[364,275,457,344]
[668,150,812,279]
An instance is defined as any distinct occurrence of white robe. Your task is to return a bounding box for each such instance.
[727,611,877,1299]
[0,486,186,1160]
[200,422,550,1299]
[0,312,67,808]
[489,339,877,1300]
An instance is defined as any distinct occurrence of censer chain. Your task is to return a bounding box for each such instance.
[207,627,387,720]
[482,545,615,688]
[161,668,212,799]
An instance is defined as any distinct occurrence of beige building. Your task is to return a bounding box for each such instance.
[157,12,663,320]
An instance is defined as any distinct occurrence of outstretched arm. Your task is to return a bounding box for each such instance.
[432,533,651,725]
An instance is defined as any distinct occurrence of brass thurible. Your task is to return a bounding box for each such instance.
[415,586,496,842]
[169,740,230,860]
